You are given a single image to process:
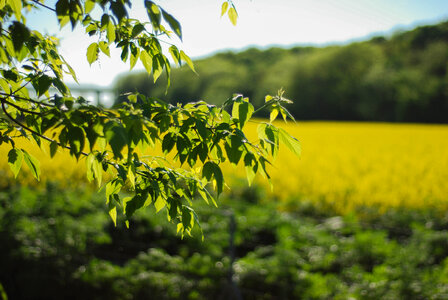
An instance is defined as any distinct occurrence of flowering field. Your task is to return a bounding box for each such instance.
[1,122,447,213]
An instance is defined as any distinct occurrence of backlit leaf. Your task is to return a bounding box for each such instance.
[8,0,22,20]
[22,150,40,181]
[279,128,301,158]
[140,50,153,74]
[98,41,110,57]
[8,148,23,178]
[162,9,182,40]
[221,2,229,17]
[180,50,196,73]
[86,42,99,65]
[228,7,238,26]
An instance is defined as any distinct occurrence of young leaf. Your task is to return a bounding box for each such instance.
[154,197,166,213]
[140,50,153,75]
[180,50,196,73]
[279,128,301,158]
[202,161,223,196]
[233,100,254,129]
[228,7,238,26]
[49,141,58,158]
[162,9,182,40]
[98,41,110,57]
[152,54,165,83]
[84,0,95,13]
[68,126,85,158]
[109,206,117,227]
[105,179,122,200]
[8,148,23,178]
[145,0,161,31]
[8,0,22,21]
[86,42,99,65]
[22,150,40,181]
[169,45,181,66]
[244,152,257,186]
[221,2,229,17]
[92,157,103,187]
[33,74,52,98]
[107,21,116,44]
[104,122,128,159]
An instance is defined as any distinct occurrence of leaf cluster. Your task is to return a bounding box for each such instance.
[0,0,300,236]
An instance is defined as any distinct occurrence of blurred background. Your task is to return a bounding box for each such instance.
[1,1,448,299]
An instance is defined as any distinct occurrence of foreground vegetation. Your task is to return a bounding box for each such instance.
[1,121,447,298]
[1,184,448,299]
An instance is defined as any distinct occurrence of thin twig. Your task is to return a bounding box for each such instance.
[0,92,54,107]
[1,98,43,115]
[31,0,56,12]
[1,98,89,157]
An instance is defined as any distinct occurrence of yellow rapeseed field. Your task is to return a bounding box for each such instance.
[1,122,447,213]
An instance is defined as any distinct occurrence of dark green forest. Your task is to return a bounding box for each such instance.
[114,20,448,123]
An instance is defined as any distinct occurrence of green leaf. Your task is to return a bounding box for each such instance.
[221,2,229,17]
[110,1,127,22]
[104,121,128,159]
[225,134,244,166]
[161,9,182,40]
[140,50,153,75]
[162,132,176,154]
[169,45,181,66]
[0,78,10,94]
[49,141,58,158]
[270,108,279,123]
[228,7,238,26]
[127,166,135,189]
[145,0,161,31]
[180,50,196,73]
[84,0,95,13]
[92,156,103,187]
[109,206,117,226]
[10,21,30,53]
[131,23,145,38]
[107,21,116,44]
[98,41,110,57]
[182,206,194,230]
[202,161,223,196]
[106,179,122,200]
[125,193,150,218]
[129,46,140,70]
[152,54,164,83]
[244,152,257,186]
[279,128,301,158]
[232,100,254,129]
[86,42,99,65]
[154,196,165,213]
[32,74,52,97]
[68,126,85,158]
[22,150,40,181]
[8,148,23,178]
[8,0,22,20]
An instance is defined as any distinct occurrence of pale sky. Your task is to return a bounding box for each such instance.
[26,0,448,87]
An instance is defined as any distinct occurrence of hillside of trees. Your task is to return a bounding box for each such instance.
[114,21,448,123]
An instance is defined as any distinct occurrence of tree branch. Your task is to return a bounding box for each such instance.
[0,98,89,157]
[2,98,43,115]
[0,92,54,107]
[31,0,56,12]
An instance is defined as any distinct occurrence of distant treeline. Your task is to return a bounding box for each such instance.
[114,21,448,123]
